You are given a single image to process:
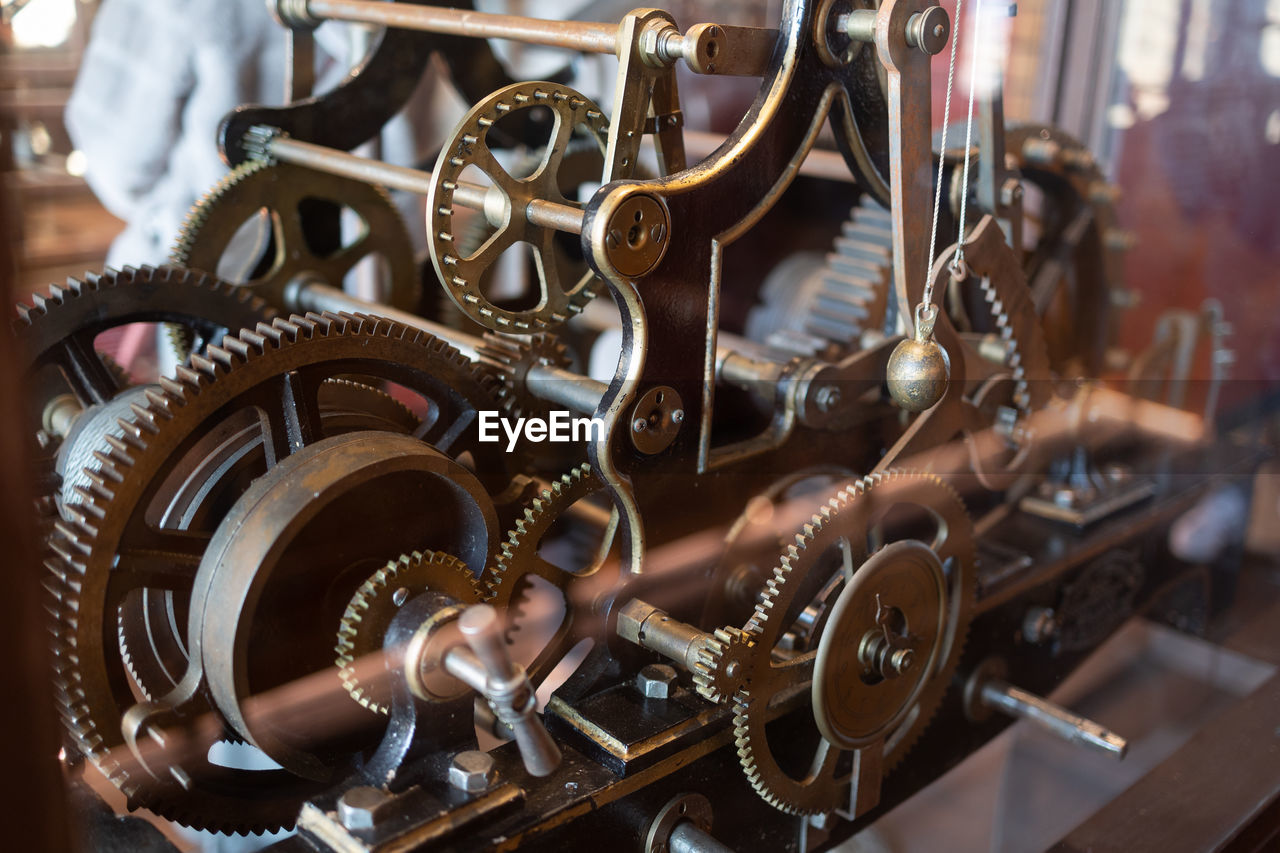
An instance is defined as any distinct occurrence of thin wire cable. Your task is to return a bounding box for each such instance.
[922,0,964,312]
[952,0,986,277]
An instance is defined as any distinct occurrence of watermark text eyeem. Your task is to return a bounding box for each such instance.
[478,410,605,452]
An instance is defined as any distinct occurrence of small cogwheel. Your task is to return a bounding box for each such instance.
[336,550,484,716]
[691,626,755,703]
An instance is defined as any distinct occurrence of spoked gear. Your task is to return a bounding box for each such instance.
[729,470,976,815]
[427,81,611,332]
[117,377,424,707]
[487,463,615,685]
[475,332,573,419]
[748,196,892,358]
[336,550,484,716]
[171,158,419,312]
[44,311,510,834]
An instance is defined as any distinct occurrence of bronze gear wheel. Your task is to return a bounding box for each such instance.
[730,470,976,815]
[336,550,484,716]
[44,311,509,834]
[486,462,616,686]
[117,377,423,709]
[1005,123,1120,376]
[171,159,419,313]
[13,266,275,492]
[427,81,610,332]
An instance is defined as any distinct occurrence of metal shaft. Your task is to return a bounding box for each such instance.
[670,821,736,853]
[263,133,584,234]
[293,282,610,414]
[981,678,1128,759]
[306,0,622,54]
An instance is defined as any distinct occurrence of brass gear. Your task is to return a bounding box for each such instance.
[749,196,893,359]
[336,550,484,716]
[171,158,419,313]
[44,311,511,834]
[427,81,611,332]
[730,470,976,815]
[691,626,754,703]
[475,331,573,420]
[487,463,615,685]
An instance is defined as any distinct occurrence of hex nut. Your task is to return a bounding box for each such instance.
[449,750,496,793]
[337,786,391,830]
[637,663,678,699]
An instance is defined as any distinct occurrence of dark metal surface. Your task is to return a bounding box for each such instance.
[1048,671,1280,853]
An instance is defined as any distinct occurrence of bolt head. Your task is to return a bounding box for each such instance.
[338,786,390,829]
[449,750,496,793]
[888,648,915,675]
[637,663,678,699]
[814,385,842,412]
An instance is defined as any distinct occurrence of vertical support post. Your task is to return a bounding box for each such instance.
[876,0,935,339]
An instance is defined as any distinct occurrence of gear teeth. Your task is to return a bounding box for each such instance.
[335,550,482,716]
[486,463,604,682]
[691,625,753,703]
[40,301,508,834]
[474,332,573,420]
[730,469,977,813]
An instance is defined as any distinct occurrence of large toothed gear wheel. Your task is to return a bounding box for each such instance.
[44,312,511,834]
[748,196,893,358]
[13,266,275,485]
[336,550,484,716]
[427,81,610,332]
[171,158,419,312]
[117,377,423,708]
[487,463,616,685]
[731,470,976,815]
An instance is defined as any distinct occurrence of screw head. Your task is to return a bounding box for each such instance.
[888,648,915,675]
[632,417,649,433]
[449,750,496,793]
[814,385,842,413]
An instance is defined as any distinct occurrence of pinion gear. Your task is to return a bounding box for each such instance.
[691,626,755,703]
[475,331,573,419]
[336,550,484,715]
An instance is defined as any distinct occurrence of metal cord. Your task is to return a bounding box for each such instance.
[952,0,986,276]
[922,0,965,311]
